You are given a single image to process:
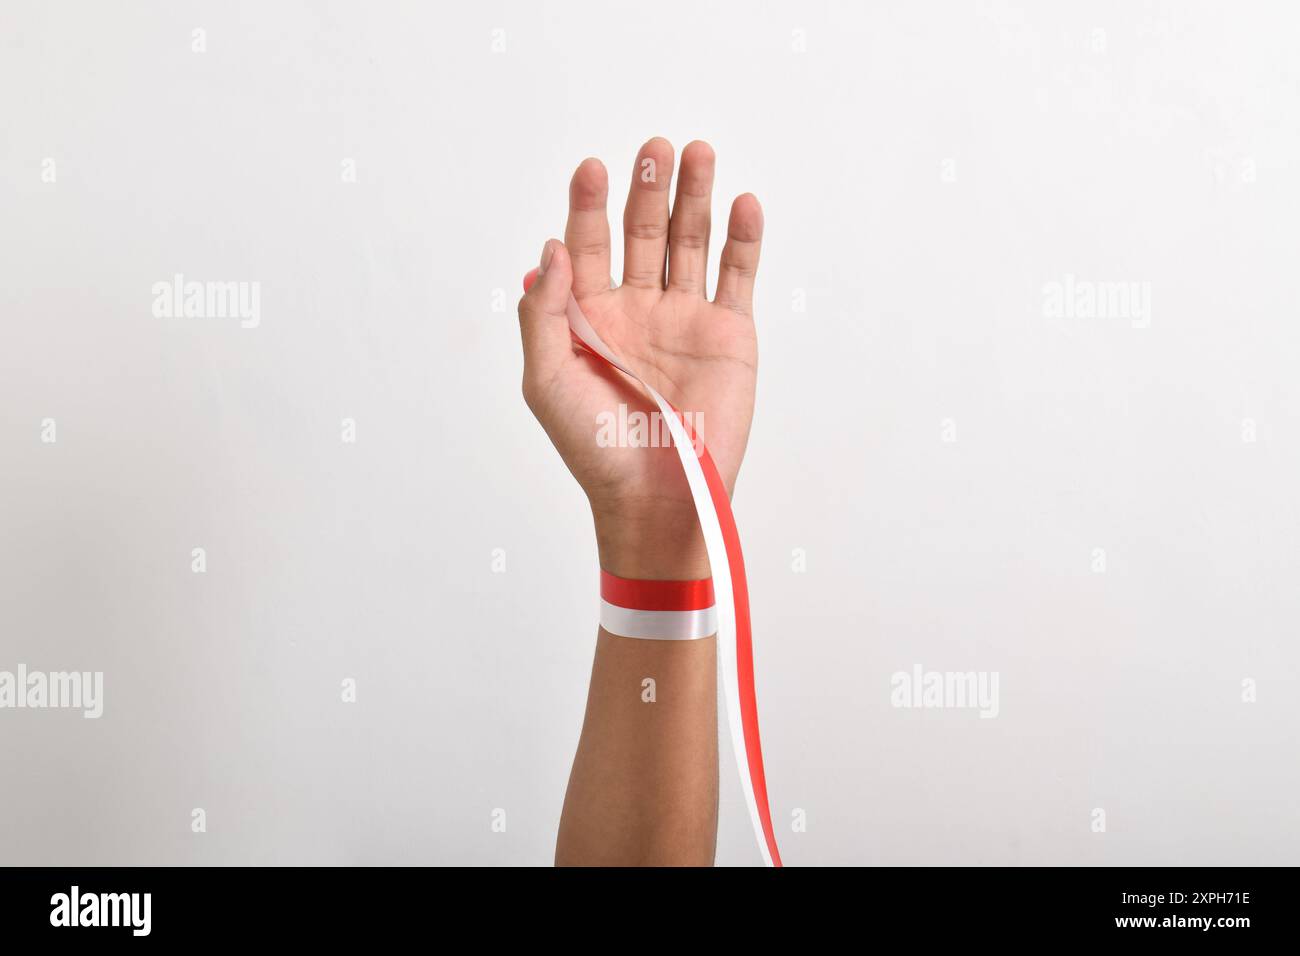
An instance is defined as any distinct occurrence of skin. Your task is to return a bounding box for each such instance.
[517,138,763,866]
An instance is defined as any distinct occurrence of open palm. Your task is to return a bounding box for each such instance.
[518,138,764,533]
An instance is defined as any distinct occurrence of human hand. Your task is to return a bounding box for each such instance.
[518,138,763,579]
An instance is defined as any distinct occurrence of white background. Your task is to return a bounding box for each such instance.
[2,0,1297,865]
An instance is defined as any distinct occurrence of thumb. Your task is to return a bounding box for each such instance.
[518,239,573,373]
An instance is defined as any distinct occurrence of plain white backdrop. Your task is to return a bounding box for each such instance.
[2,0,1297,865]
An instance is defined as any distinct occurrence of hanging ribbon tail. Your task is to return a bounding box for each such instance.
[523,268,782,867]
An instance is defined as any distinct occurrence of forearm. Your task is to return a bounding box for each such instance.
[518,137,763,866]
[554,510,718,866]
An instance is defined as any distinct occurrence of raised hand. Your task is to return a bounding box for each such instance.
[517,138,763,579]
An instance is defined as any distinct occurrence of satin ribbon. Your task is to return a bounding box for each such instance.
[524,270,782,867]
[599,570,718,641]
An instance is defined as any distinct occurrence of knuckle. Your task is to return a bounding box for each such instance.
[626,221,669,242]
[722,261,757,280]
[623,266,664,286]
[670,230,708,251]
[568,238,610,259]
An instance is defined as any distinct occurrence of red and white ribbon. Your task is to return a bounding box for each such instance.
[523,271,782,868]
[599,571,718,641]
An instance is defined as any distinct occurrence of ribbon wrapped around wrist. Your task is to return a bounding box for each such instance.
[523,270,782,868]
[599,570,718,640]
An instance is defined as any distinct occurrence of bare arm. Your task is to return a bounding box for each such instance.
[516,138,763,866]
[556,627,717,866]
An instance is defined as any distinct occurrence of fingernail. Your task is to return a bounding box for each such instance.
[538,240,555,277]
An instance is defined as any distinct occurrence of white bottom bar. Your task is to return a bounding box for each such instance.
[599,601,718,641]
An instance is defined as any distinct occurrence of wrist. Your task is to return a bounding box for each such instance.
[591,501,711,580]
